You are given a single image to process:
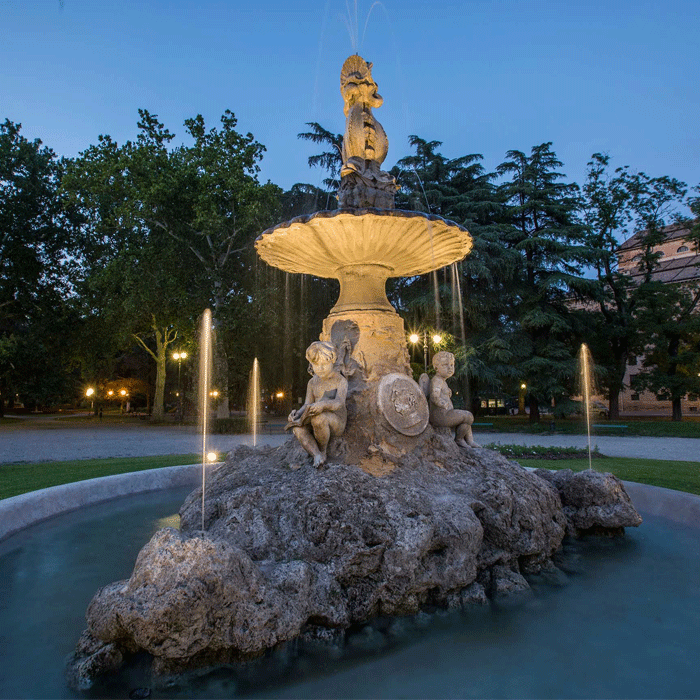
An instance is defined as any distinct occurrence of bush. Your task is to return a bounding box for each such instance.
[211,417,249,434]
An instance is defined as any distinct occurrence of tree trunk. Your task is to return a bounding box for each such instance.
[672,397,683,422]
[528,395,540,423]
[212,287,230,420]
[152,328,166,421]
[608,388,620,420]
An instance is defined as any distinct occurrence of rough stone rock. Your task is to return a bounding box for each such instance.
[69,436,621,688]
[534,468,643,536]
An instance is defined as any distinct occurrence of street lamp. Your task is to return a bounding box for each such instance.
[173,351,188,422]
[85,387,95,412]
[409,331,443,372]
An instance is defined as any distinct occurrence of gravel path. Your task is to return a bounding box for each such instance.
[0,426,287,463]
[0,424,698,463]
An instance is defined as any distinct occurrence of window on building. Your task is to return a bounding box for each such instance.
[656,394,670,401]
[677,245,689,253]
[631,393,640,401]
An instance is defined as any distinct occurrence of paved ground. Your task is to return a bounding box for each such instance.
[1,421,698,463]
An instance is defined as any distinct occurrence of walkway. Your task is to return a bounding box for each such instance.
[0,422,697,463]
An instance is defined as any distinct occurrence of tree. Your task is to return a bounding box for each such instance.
[62,110,280,417]
[297,122,343,198]
[581,153,689,418]
[0,119,81,413]
[496,143,589,422]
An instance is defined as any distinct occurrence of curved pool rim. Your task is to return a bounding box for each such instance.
[0,462,698,542]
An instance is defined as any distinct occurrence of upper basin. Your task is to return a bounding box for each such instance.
[255,209,473,278]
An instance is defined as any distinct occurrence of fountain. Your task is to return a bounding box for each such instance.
[64,55,644,691]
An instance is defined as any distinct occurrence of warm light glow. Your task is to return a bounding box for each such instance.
[409,333,420,344]
[520,383,527,390]
[209,390,219,398]
[207,452,217,462]
[119,389,127,396]
[107,390,114,396]
[173,352,180,360]
[180,351,187,359]
[85,387,95,397]
[432,334,442,344]
[275,391,284,398]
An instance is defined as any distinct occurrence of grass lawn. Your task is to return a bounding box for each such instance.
[515,456,700,495]
[481,415,700,438]
[0,454,199,500]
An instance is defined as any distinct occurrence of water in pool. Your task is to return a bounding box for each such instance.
[0,487,698,699]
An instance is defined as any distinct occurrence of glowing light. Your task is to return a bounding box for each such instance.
[209,390,219,398]
[207,451,217,462]
[275,391,284,398]
[409,333,420,344]
[119,389,127,397]
[107,390,114,396]
[432,334,442,344]
[85,388,95,397]
[173,351,188,360]
[520,383,527,390]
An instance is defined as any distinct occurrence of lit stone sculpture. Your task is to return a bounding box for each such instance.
[286,341,348,467]
[255,55,473,465]
[429,351,480,449]
[338,54,397,209]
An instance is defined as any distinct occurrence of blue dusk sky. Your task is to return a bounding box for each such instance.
[2,0,699,199]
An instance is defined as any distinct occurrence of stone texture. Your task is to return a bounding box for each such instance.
[69,436,576,687]
[534,468,643,536]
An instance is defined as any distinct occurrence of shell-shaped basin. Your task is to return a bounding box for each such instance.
[255,209,472,279]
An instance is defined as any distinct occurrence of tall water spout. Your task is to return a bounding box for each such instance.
[199,309,213,532]
[247,358,261,447]
[579,343,594,471]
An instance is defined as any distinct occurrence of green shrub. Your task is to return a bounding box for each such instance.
[211,417,249,434]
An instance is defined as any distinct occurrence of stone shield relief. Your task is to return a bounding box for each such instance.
[377,373,429,436]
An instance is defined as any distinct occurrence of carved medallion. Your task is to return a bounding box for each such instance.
[377,373,429,436]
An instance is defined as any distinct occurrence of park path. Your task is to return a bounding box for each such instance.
[0,423,698,463]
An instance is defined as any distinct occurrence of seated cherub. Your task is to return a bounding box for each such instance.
[286,341,348,467]
[429,351,480,449]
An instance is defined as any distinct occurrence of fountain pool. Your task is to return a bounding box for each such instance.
[1,485,698,699]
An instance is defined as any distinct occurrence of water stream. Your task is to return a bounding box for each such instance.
[199,309,213,532]
[247,358,261,447]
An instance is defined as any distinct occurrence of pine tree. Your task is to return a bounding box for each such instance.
[496,143,588,422]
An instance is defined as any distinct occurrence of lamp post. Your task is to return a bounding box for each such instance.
[85,387,95,413]
[519,383,527,414]
[173,351,188,422]
[409,331,443,372]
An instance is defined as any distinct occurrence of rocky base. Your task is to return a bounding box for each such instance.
[67,437,641,690]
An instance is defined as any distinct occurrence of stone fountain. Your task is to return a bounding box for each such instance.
[67,56,642,691]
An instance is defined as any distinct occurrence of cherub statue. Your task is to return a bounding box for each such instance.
[428,351,480,449]
[338,54,397,209]
[286,341,348,467]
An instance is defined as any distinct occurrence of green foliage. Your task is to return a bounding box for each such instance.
[581,153,692,419]
[496,143,587,420]
[211,416,249,434]
[0,120,83,411]
[484,443,602,459]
